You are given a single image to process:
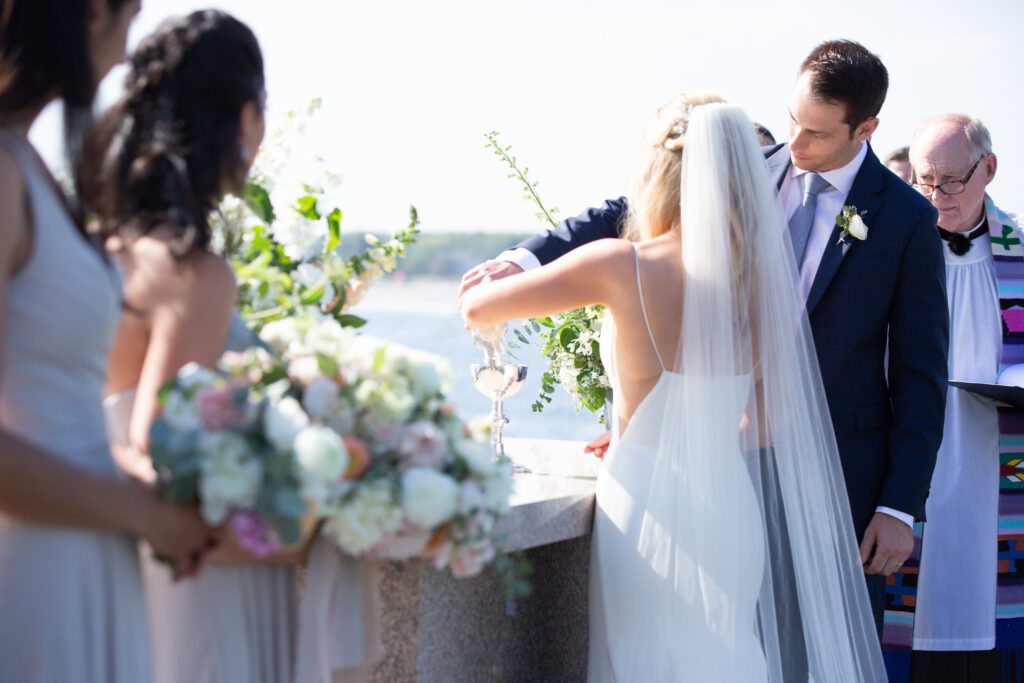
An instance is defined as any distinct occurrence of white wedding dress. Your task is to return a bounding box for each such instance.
[583,104,886,682]
[104,314,297,683]
[587,249,768,682]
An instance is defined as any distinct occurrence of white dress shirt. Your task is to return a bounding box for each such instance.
[779,141,868,301]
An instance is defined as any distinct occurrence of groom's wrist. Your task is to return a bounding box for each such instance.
[875,506,914,529]
[498,248,541,272]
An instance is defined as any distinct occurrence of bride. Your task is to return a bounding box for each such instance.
[460,94,886,681]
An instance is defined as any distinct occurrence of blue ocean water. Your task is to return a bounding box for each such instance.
[357,306,602,443]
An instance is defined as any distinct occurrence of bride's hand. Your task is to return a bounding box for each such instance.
[584,430,612,459]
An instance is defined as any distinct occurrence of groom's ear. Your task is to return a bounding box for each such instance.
[852,117,880,142]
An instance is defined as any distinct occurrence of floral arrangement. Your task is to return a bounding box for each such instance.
[260,311,513,578]
[485,132,609,420]
[212,100,419,332]
[150,312,513,578]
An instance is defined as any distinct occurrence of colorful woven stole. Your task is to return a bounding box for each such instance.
[881,196,1024,682]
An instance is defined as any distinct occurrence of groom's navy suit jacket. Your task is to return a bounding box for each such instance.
[516,144,948,538]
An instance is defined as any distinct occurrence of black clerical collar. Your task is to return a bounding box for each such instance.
[938,217,987,256]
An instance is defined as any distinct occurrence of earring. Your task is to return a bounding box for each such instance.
[240,142,251,159]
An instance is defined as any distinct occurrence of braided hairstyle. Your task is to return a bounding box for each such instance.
[0,0,132,233]
[623,91,726,242]
[87,10,264,258]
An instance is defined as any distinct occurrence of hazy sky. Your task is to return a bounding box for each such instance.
[32,0,1024,234]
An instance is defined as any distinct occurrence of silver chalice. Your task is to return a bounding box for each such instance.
[471,325,530,473]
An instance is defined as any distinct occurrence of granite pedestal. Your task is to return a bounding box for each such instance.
[368,438,598,682]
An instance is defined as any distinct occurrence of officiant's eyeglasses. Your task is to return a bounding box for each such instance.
[912,157,983,197]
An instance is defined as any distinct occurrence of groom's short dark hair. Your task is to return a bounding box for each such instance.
[800,40,888,132]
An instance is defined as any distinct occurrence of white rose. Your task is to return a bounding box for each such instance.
[262,396,310,452]
[294,426,349,483]
[176,362,218,391]
[197,431,263,524]
[401,467,459,529]
[848,214,868,240]
[302,377,340,419]
[322,480,404,554]
[294,426,349,504]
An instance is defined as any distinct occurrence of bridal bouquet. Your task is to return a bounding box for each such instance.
[485,131,609,419]
[259,312,514,578]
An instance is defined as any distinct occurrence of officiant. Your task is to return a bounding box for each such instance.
[905,113,1020,683]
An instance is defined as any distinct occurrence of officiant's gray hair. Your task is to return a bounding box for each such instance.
[910,113,992,161]
[624,91,726,243]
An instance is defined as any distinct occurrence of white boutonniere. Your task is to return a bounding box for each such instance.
[836,205,869,245]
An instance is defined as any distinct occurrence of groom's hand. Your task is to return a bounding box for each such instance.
[859,511,914,576]
[458,260,523,298]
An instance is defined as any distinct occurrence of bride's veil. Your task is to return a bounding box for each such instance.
[630,103,886,681]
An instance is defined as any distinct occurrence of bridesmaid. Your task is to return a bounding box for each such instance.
[0,1,215,681]
[88,11,303,683]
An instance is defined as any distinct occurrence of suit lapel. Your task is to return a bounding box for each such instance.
[805,146,887,315]
[765,144,791,191]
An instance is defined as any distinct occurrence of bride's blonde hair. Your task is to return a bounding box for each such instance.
[623,91,727,242]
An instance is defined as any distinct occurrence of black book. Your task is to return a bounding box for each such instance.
[949,380,1024,409]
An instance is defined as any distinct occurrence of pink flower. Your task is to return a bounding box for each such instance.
[288,356,322,385]
[229,511,283,557]
[366,523,432,560]
[196,381,252,431]
[396,421,449,470]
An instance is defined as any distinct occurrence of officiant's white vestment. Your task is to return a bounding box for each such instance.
[913,196,1021,651]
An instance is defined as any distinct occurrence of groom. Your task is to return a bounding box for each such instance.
[460,40,949,633]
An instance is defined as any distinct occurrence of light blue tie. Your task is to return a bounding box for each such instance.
[788,172,830,264]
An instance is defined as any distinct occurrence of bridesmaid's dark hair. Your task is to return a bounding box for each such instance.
[87,10,264,258]
[0,0,132,226]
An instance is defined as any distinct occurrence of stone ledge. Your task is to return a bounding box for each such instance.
[497,438,599,552]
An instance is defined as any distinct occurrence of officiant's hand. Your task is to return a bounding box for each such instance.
[584,430,612,460]
[458,260,523,298]
[859,511,914,576]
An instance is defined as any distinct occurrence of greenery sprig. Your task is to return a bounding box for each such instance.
[484,132,608,422]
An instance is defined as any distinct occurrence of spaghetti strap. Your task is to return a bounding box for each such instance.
[633,243,666,371]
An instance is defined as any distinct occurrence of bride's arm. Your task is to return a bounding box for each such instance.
[460,237,635,328]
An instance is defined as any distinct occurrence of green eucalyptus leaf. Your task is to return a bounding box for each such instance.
[243,182,275,223]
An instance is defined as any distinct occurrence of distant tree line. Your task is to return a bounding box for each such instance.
[338,232,534,279]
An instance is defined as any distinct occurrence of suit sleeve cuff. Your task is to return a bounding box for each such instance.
[498,248,541,272]
[876,506,915,529]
